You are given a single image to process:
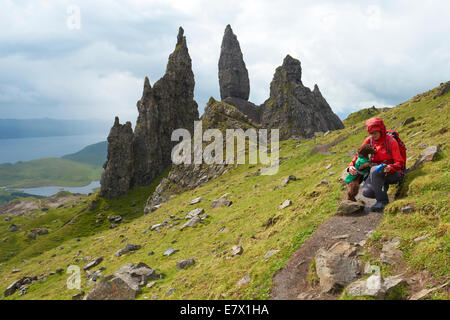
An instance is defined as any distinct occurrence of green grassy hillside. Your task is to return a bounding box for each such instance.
[62,141,107,167]
[0,158,103,188]
[0,83,448,300]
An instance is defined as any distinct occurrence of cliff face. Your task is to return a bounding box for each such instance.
[132,27,199,188]
[100,117,134,199]
[261,55,344,139]
[100,27,199,199]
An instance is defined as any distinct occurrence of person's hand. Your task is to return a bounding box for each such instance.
[348,166,357,175]
[384,165,392,173]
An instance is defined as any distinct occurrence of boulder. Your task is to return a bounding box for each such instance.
[115,244,141,257]
[380,237,403,265]
[411,146,441,170]
[337,200,364,215]
[176,258,195,270]
[279,200,292,210]
[231,245,243,256]
[189,197,202,205]
[346,274,407,299]
[315,243,362,293]
[84,257,104,271]
[280,175,297,187]
[163,248,179,256]
[211,194,232,209]
[180,216,201,231]
[185,208,205,219]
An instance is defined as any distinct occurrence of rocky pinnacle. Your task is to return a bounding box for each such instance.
[100,27,199,198]
[261,55,344,139]
[218,24,250,101]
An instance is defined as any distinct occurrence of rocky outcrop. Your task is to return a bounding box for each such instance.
[100,27,199,198]
[99,117,133,199]
[144,98,256,213]
[261,55,344,139]
[219,25,250,101]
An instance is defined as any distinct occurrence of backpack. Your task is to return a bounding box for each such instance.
[370,130,407,173]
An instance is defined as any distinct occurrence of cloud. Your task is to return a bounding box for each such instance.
[0,0,449,123]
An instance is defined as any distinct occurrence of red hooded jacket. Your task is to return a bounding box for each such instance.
[349,117,405,174]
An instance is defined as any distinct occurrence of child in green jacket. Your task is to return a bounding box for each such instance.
[345,144,375,201]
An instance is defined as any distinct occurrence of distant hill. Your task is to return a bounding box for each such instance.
[0,118,111,139]
[62,141,107,167]
[0,141,107,188]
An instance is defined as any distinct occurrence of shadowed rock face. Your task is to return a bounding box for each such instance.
[218,25,250,101]
[100,27,199,199]
[261,55,344,139]
[100,117,133,199]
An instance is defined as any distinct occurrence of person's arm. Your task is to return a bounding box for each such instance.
[385,138,404,173]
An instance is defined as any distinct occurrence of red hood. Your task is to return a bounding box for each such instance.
[366,117,386,139]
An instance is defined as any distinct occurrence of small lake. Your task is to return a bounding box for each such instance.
[10,181,101,197]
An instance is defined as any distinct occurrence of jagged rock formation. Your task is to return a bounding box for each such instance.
[144,98,257,213]
[100,117,133,199]
[261,55,344,139]
[100,27,199,199]
[219,25,250,101]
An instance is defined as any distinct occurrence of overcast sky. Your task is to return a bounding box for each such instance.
[1,0,449,123]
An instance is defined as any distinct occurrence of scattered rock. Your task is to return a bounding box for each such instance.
[412,146,441,169]
[231,245,243,256]
[185,208,205,219]
[402,117,415,126]
[409,282,448,300]
[279,199,292,210]
[189,197,202,205]
[72,291,85,300]
[4,276,37,297]
[325,164,332,170]
[115,244,141,257]
[176,258,195,270]
[380,237,403,265]
[413,234,430,243]
[9,224,19,232]
[236,274,251,287]
[337,200,364,215]
[166,287,175,296]
[319,179,330,186]
[346,274,407,299]
[401,204,415,214]
[180,216,201,231]
[147,281,156,289]
[84,257,104,271]
[107,215,122,223]
[280,175,296,187]
[211,194,233,209]
[163,248,179,256]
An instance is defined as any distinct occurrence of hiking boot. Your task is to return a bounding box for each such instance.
[370,201,388,212]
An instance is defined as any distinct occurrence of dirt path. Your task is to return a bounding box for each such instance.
[270,187,380,300]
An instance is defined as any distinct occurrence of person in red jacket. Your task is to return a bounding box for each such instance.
[347,117,404,211]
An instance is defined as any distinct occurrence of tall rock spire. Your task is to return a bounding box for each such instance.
[218,24,250,101]
[261,55,344,139]
[100,27,199,198]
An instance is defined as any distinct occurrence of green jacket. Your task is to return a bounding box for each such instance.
[345,155,371,183]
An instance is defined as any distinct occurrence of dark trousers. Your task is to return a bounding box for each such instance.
[362,166,403,203]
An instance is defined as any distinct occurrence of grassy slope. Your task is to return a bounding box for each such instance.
[0,189,44,206]
[0,158,103,188]
[0,84,448,300]
[61,141,107,168]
